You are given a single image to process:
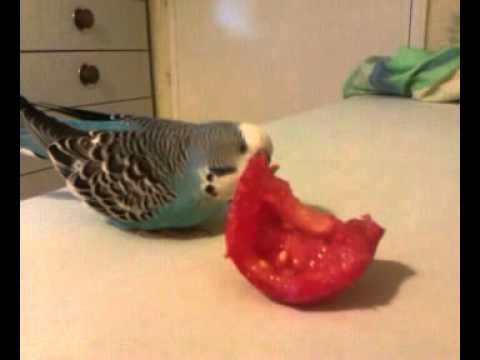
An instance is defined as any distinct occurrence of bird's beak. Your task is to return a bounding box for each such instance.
[270,164,280,174]
[254,150,279,174]
[256,150,272,163]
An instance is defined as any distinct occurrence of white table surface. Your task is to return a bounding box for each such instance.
[21,96,460,359]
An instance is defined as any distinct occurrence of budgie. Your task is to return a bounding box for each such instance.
[20,95,274,233]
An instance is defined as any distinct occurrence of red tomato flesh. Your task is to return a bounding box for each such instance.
[226,155,385,305]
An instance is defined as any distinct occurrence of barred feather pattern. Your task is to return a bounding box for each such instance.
[21,95,251,226]
[48,120,194,223]
[192,122,248,169]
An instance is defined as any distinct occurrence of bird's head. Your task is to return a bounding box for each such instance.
[200,122,274,201]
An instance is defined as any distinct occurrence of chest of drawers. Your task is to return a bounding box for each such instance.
[20,0,155,200]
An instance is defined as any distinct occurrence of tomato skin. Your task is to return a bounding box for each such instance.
[226,155,385,305]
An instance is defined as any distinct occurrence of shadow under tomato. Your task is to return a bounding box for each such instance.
[294,260,415,311]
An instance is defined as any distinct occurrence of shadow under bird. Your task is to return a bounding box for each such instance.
[20,95,273,232]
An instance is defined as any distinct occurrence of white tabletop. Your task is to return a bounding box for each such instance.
[21,96,459,359]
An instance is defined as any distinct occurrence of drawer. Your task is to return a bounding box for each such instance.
[21,0,149,51]
[21,52,152,106]
[20,168,66,200]
[20,98,154,176]
[75,98,154,117]
[20,155,52,177]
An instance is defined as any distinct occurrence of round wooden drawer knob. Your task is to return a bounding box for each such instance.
[73,8,95,31]
[79,64,100,86]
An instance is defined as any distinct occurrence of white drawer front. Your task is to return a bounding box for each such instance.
[21,52,152,106]
[21,0,149,51]
[20,98,154,176]
[75,98,154,117]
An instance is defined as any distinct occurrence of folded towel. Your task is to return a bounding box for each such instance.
[343,47,460,103]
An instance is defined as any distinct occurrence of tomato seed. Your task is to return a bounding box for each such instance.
[259,260,270,269]
[277,250,288,263]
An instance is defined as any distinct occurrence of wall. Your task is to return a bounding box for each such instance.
[425,0,460,50]
[149,1,417,123]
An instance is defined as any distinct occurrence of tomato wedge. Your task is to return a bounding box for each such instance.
[225,155,385,305]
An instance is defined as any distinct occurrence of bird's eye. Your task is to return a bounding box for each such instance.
[209,166,237,177]
[239,142,248,154]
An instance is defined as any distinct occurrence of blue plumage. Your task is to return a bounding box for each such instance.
[21,119,134,158]
[20,95,274,231]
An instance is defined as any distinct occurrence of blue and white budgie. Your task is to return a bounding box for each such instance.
[20,95,273,234]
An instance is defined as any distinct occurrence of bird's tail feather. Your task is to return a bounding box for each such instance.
[20,127,49,159]
[32,101,124,122]
[20,95,86,159]
[20,95,141,159]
